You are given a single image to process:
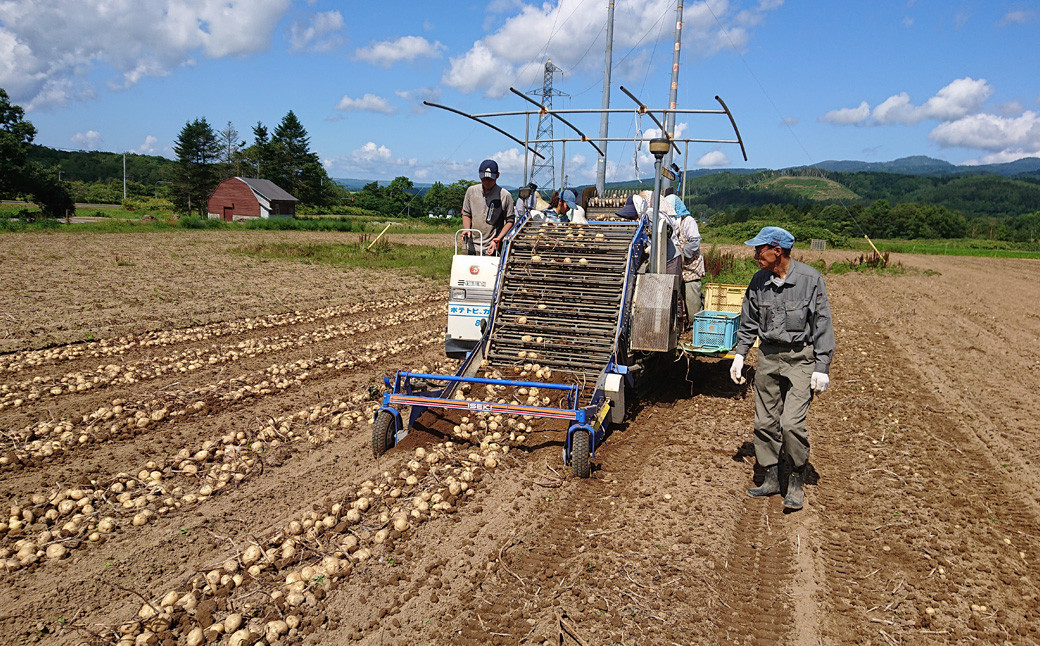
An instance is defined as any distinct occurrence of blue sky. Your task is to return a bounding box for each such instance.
[3,1,1038,189]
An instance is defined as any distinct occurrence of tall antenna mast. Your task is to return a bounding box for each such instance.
[528,59,566,192]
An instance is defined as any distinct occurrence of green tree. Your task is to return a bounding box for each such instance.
[173,117,221,216]
[0,88,74,217]
[444,180,471,216]
[269,111,332,206]
[0,88,36,196]
[239,121,274,179]
[423,181,447,214]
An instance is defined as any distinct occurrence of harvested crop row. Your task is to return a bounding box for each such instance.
[0,302,441,411]
[0,332,441,471]
[0,291,439,375]
[0,383,420,571]
[94,410,521,646]
[1,353,458,571]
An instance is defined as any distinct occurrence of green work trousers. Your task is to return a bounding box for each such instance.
[683,278,702,324]
[753,342,815,469]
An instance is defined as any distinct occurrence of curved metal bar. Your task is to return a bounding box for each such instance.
[714,95,748,162]
[423,101,545,160]
[508,88,605,157]
[618,86,681,155]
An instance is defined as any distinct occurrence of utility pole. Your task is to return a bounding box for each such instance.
[528,60,566,193]
[663,1,684,174]
[596,0,616,197]
[122,152,127,201]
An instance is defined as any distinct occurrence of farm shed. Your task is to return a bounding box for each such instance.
[206,177,298,221]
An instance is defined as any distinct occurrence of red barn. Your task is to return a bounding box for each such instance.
[206,177,298,221]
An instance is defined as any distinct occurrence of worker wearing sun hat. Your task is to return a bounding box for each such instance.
[461,159,515,255]
[730,225,834,511]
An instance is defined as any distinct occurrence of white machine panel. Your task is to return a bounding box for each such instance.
[447,254,500,343]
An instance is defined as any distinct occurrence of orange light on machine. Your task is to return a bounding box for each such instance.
[469,266,480,275]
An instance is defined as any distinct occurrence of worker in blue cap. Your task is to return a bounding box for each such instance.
[730,226,835,511]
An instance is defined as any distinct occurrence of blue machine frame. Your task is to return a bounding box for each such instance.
[377,214,649,473]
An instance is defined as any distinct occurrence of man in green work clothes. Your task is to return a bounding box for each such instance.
[730,226,834,511]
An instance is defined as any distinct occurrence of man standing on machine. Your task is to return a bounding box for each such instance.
[461,159,515,255]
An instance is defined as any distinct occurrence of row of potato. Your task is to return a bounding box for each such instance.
[105,417,518,646]
[0,302,441,412]
[0,395,379,572]
[0,331,442,471]
[0,291,439,375]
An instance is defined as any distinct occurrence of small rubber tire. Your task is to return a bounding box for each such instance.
[372,410,396,458]
[570,429,591,478]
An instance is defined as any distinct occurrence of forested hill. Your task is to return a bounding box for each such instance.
[681,170,1040,220]
[28,145,178,185]
[805,155,1040,177]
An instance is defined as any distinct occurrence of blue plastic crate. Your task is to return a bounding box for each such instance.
[691,310,739,350]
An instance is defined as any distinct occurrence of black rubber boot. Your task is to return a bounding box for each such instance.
[747,465,780,497]
[783,468,805,510]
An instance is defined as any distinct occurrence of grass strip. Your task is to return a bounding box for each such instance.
[235,239,453,281]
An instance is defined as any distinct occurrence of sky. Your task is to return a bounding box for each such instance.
[2,0,1039,189]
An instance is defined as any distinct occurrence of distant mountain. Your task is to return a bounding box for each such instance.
[801,155,1040,177]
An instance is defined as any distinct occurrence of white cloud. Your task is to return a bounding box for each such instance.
[289,11,345,53]
[876,77,992,124]
[334,93,397,115]
[781,117,799,127]
[443,0,782,97]
[323,141,427,180]
[697,150,730,167]
[354,36,445,68]
[821,101,871,125]
[823,78,993,127]
[71,130,102,149]
[930,111,1040,157]
[0,0,291,109]
[136,135,159,154]
[998,10,1033,27]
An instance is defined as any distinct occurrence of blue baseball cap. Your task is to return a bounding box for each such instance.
[478,159,499,178]
[745,226,795,249]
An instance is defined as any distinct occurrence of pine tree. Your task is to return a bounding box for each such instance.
[269,111,332,205]
[173,118,220,216]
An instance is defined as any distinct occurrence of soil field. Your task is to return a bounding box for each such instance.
[1,230,1039,646]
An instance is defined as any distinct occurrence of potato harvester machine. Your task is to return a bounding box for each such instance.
[372,86,745,477]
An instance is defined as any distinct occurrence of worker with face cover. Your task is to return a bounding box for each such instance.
[730,226,834,511]
[664,191,703,322]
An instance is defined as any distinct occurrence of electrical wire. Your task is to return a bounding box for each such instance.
[703,1,871,239]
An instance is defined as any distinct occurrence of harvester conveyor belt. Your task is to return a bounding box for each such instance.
[483,220,640,406]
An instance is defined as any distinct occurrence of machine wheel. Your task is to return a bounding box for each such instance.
[570,429,591,478]
[372,410,396,458]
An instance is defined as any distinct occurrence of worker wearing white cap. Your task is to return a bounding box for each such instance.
[730,226,834,511]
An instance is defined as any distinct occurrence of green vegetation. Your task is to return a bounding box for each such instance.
[702,245,760,285]
[236,239,453,280]
[1,88,74,217]
[755,175,860,201]
[704,216,850,248]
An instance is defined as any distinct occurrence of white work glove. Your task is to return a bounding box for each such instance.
[729,354,745,385]
[811,372,830,394]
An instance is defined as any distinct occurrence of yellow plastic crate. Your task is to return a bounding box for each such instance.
[703,283,745,313]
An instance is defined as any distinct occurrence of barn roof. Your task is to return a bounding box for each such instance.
[237,177,299,202]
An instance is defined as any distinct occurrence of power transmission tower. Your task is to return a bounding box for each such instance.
[528,60,566,192]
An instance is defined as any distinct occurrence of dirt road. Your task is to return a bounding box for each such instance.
[1,231,1038,645]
